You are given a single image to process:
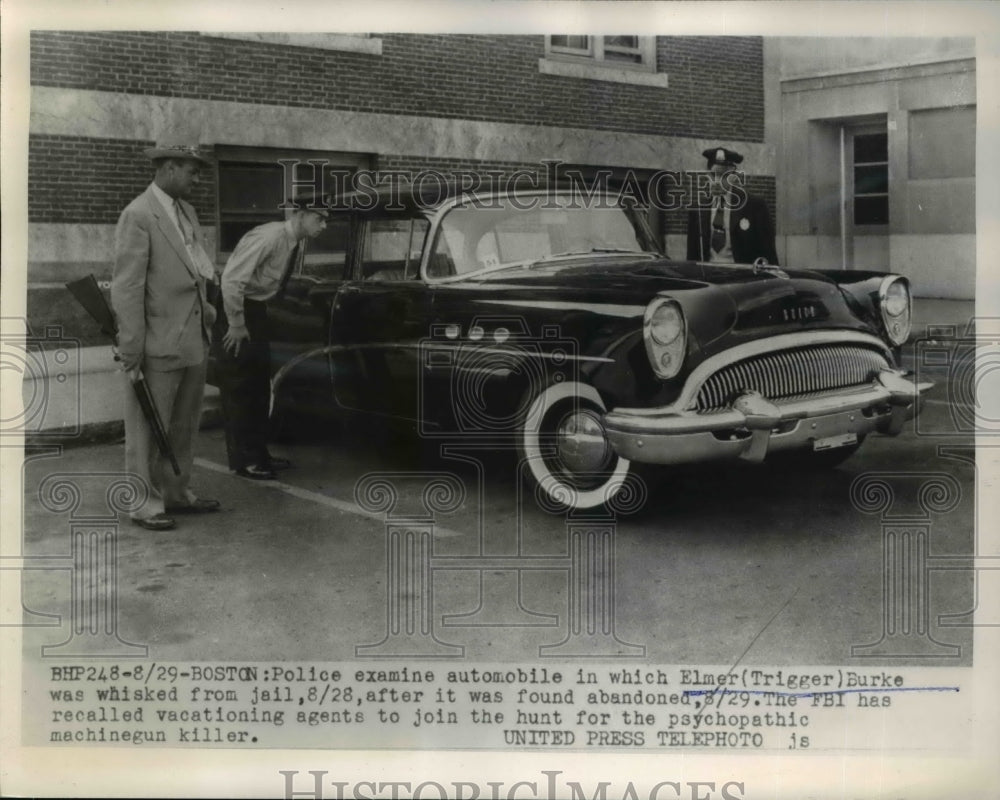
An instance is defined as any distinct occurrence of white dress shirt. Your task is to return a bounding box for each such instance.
[708,197,734,264]
[220,220,298,331]
[150,182,216,280]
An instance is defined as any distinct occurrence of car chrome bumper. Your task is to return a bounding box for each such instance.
[603,369,933,465]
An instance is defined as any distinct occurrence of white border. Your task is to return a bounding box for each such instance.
[3,2,999,798]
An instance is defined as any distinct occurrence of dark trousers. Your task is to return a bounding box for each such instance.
[216,298,272,470]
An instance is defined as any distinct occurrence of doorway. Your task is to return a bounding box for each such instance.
[841,121,890,269]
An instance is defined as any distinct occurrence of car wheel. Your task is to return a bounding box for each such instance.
[517,381,632,510]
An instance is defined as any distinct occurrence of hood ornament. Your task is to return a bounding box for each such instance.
[752,257,789,279]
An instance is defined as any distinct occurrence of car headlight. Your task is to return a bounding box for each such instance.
[878,276,912,346]
[649,303,683,345]
[644,296,686,379]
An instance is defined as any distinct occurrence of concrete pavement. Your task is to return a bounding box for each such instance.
[14,388,975,665]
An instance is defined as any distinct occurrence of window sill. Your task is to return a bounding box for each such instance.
[200,32,382,56]
[538,57,668,88]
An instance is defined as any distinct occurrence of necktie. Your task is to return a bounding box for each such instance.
[175,200,194,247]
[711,204,726,254]
[175,200,216,281]
[277,243,301,297]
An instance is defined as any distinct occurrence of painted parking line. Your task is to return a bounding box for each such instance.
[193,457,465,538]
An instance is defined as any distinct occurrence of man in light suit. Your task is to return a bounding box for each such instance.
[112,143,221,530]
[686,146,779,266]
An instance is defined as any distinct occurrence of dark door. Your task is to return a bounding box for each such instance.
[330,213,432,419]
[267,212,354,413]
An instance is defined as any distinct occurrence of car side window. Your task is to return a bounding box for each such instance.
[299,214,351,282]
[362,216,429,281]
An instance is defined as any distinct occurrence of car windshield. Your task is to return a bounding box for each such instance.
[429,198,652,278]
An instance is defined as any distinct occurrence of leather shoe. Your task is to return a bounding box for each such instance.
[235,465,276,480]
[167,498,221,514]
[131,514,176,531]
[265,456,293,470]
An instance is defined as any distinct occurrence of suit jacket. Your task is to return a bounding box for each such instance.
[112,187,217,371]
[686,193,779,266]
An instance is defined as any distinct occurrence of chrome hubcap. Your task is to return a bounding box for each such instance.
[555,410,613,474]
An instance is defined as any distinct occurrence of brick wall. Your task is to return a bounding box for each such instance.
[29,33,766,225]
[29,135,217,224]
[29,145,773,229]
[661,37,766,142]
[27,32,770,341]
[31,32,763,140]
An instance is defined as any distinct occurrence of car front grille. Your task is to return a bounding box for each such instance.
[695,344,891,411]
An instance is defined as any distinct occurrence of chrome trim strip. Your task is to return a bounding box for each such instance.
[269,339,616,412]
[420,342,615,363]
[269,344,346,416]
[476,299,645,318]
[627,330,894,416]
[603,369,929,438]
[604,384,895,435]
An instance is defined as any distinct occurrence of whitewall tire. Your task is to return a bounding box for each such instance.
[517,381,632,510]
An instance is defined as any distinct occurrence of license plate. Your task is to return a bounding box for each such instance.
[813,432,858,452]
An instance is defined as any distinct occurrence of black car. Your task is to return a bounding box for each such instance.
[217,182,928,510]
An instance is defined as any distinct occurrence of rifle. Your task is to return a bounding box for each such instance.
[65,274,181,476]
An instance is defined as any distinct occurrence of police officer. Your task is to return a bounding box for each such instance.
[686,146,779,265]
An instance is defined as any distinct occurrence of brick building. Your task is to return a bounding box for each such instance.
[27,32,774,348]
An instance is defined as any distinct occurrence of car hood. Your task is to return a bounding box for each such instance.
[463,256,876,350]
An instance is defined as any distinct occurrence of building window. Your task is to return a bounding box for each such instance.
[539,36,667,87]
[215,146,369,256]
[546,35,655,71]
[853,132,889,226]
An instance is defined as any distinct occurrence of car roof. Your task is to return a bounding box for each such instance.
[330,179,614,213]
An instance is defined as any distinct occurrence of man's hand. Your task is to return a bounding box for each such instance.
[117,349,142,373]
[223,325,250,357]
